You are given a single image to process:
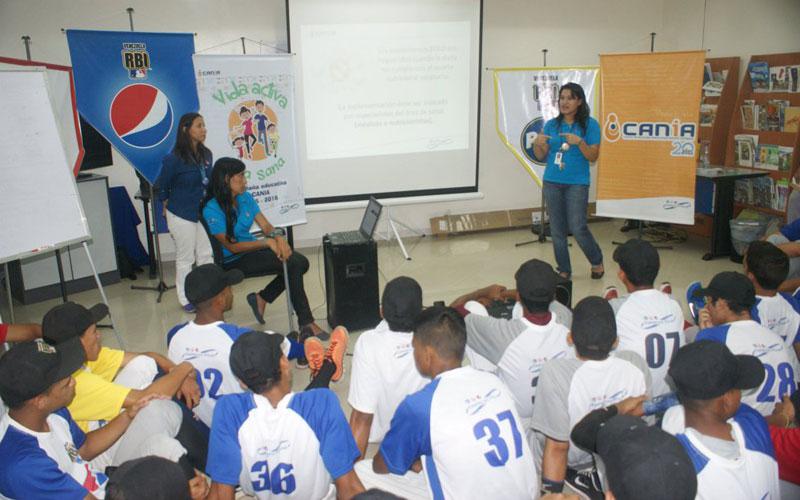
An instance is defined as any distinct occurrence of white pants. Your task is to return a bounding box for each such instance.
[166,211,214,305]
[89,356,186,470]
[354,460,430,500]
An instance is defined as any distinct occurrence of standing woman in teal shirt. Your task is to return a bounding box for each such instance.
[533,83,604,280]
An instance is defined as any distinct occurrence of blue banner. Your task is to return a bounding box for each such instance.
[67,30,198,182]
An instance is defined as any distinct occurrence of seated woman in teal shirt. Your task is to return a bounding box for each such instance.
[532,82,604,280]
[202,158,328,339]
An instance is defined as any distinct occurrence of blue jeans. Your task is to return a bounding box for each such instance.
[542,181,603,275]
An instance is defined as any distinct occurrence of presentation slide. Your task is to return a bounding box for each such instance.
[289,0,481,202]
[301,21,470,160]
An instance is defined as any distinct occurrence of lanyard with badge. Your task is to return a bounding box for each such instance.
[554,122,577,170]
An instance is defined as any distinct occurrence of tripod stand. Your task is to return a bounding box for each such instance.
[131,182,174,302]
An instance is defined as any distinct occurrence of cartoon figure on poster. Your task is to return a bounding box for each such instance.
[228,100,278,161]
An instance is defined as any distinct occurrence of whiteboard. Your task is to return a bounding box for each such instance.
[0,70,90,263]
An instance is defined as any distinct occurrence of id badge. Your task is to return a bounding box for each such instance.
[555,151,564,170]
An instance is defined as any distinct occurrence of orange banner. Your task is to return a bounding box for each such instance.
[597,51,705,224]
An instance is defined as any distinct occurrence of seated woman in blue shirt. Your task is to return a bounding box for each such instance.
[532,82,604,280]
[202,158,328,339]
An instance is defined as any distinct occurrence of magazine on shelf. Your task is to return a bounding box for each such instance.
[757,144,780,170]
[790,66,800,92]
[749,61,770,92]
[778,146,794,172]
[703,63,712,84]
[735,179,752,204]
[785,106,800,133]
[700,104,718,127]
[766,101,782,131]
[703,80,723,97]
[774,179,789,212]
[741,101,756,130]
[770,66,790,92]
[735,134,759,168]
[751,176,774,208]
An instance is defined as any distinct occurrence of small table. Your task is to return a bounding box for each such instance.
[696,166,769,260]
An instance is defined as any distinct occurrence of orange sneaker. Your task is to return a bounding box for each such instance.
[326,326,349,382]
[304,337,325,377]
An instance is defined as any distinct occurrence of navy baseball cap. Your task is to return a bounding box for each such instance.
[185,264,244,305]
[669,340,764,400]
[107,456,191,499]
[42,302,109,344]
[515,259,560,304]
[230,331,285,391]
[692,271,756,308]
[571,296,617,354]
[0,339,85,407]
[597,415,697,500]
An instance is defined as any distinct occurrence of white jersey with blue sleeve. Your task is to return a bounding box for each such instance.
[674,404,779,500]
[696,320,800,416]
[207,389,359,499]
[614,289,686,397]
[752,293,800,350]
[0,408,108,499]
[379,366,537,500]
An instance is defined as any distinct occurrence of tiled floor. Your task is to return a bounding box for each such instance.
[3,220,741,412]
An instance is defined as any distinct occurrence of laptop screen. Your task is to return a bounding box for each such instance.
[359,197,383,238]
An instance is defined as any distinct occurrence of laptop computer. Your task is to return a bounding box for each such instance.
[327,197,383,245]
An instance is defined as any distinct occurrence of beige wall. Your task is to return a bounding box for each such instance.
[1,0,798,251]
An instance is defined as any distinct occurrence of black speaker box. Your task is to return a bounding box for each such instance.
[323,236,380,330]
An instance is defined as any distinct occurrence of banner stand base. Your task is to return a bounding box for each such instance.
[612,221,673,250]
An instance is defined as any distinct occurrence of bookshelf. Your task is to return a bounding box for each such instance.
[700,57,739,165]
[725,52,800,222]
[687,57,739,238]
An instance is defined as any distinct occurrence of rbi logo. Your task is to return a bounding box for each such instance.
[109,84,173,149]
[121,43,150,79]
[521,117,546,165]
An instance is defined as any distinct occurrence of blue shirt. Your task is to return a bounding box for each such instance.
[155,151,213,222]
[203,192,260,262]
[780,218,800,241]
[254,113,270,131]
[541,117,600,186]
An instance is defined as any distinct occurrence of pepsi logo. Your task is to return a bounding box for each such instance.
[521,117,546,165]
[109,84,173,148]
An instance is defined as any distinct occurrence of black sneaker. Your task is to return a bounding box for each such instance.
[286,331,309,368]
[565,467,604,500]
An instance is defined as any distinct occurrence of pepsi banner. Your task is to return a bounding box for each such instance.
[194,54,306,227]
[494,68,599,187]
[67,30,198,182]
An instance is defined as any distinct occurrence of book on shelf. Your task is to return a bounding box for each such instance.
[735,179,752,204]
[751,176,773,208]
[734,134,759,167]
[700,104,717,127]
[741,100,756,130]
[703,81,723,97]
[790,66,800,93]
[770,66,790,92]
[749,61,770,92]
[785,107,800,133]
[774,179,789,212]
[778,146,794,172]
[756,144,780,170]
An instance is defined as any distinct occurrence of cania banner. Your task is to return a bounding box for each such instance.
[494,67,598,186]
[597,51,705,224]
[194,54,306,227]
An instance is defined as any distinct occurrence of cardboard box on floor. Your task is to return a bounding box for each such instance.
[430,204,600,236]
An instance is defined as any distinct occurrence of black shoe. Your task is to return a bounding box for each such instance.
[620,219,639,233]
[303,324,330,341]
[565,467,604,500]
[246,293,265,325]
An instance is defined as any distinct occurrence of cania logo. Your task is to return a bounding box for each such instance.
[603,113,697,157]
[121,43,150,80]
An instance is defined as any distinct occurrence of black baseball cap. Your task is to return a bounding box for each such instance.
[515,259,560,304]
[185,264,244,305]
[571,296,617,354]
[692,271,756,308]
[42,302,109,344]
[668,340,764,400]
[597,415,697,500]
[382,277,423,326]
[612,238,660,285]
[230,331,284,391]
[107,456,190,500]
[0,338,85,407]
